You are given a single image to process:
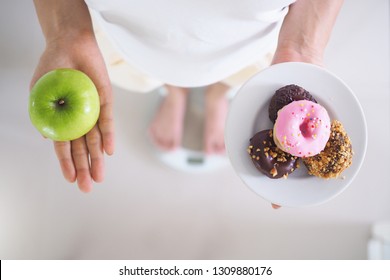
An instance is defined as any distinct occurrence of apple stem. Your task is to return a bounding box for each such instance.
[58,99,65,106]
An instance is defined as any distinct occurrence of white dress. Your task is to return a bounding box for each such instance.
[86,0,295,89]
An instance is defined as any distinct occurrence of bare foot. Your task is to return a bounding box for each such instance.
[149,85,188,151]
[204,83,230,155]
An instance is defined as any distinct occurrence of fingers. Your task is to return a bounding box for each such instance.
[54,128,105,192]
[86,126,105,182]
[54,141,76,183]
[71,137,93,193]
[99,100,115,155]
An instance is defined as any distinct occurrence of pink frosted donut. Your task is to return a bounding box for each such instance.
[273,100,331,157]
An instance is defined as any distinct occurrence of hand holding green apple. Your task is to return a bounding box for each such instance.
[29,22,114,193]
[29,68,100,141]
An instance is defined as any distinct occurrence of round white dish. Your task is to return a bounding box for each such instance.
[225,62,367,207]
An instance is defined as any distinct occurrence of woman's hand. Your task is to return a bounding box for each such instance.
[272,0,343,67]
[30,34,114,192]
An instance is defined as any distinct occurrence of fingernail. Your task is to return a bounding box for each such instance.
[272,204,281,209]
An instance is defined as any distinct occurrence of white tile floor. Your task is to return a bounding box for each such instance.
[0,0,389,259]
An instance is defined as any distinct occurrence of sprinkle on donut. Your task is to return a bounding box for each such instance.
[273,100,331,157]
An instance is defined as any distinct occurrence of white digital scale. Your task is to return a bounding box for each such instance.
[149,86,238,173]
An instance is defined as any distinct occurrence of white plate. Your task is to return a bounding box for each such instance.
[225,62,367,207]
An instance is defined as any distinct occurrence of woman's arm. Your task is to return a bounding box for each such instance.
[273,0,344,65]
[33,0,95,44]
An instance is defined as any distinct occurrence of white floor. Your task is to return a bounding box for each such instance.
[0,0,389,259]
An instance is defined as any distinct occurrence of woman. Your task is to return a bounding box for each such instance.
[31,0,343,192]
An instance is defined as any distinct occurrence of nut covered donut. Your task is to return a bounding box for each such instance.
[248,129,298,179]
[303,120,353,178]
[273,100,331,157]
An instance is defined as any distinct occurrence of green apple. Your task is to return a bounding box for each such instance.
[29,68,100,141]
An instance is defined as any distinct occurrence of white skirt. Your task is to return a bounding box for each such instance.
[87,0,294,91]
[94,23,274,93]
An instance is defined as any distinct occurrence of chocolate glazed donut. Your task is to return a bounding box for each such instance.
[269,84,317,123]
[248,129,299,179]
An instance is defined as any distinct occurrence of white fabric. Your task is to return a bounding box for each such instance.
[86,0,295,87]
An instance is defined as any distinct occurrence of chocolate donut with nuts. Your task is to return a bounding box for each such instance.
[248,129,299,179]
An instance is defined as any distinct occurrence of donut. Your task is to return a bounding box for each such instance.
[273,100,331,157]
[248,129,299,179]
[269,84,317,123]
[303,120,353,178]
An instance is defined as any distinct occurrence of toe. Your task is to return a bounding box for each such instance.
[204,139,213,155]
[163,139,174,151]
[217,143,226,154]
